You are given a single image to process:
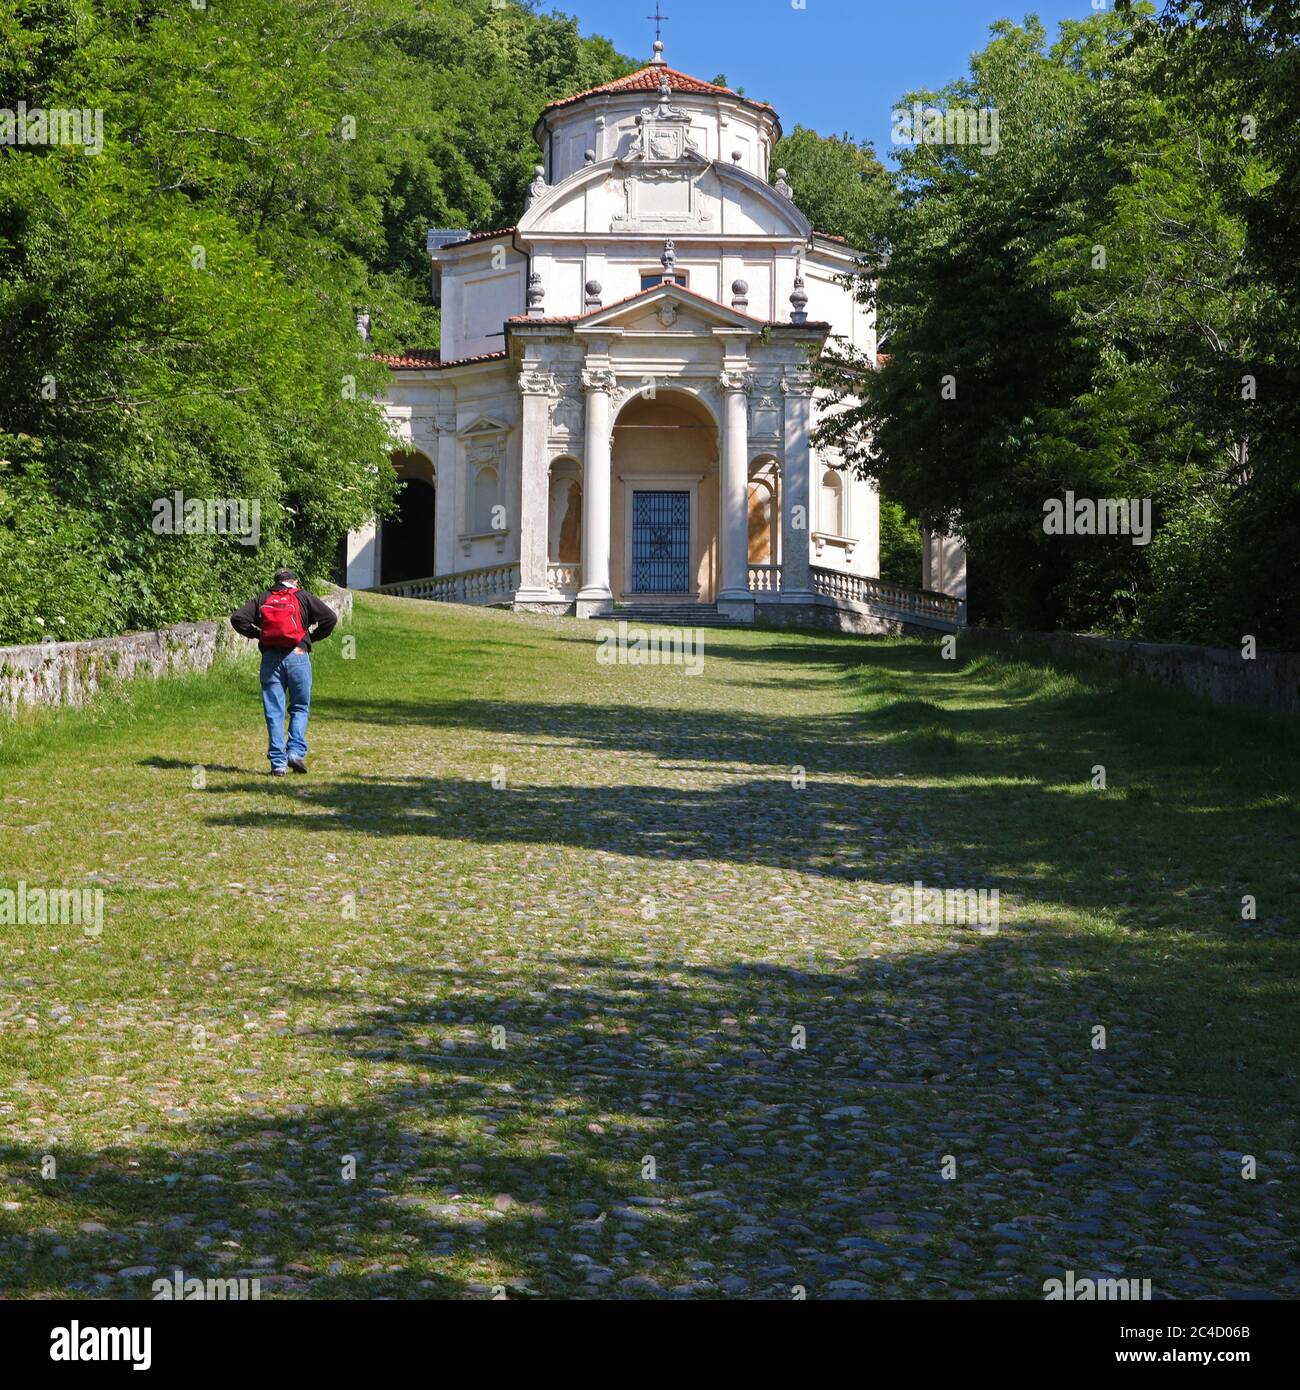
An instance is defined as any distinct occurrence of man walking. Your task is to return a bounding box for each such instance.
[231,569,338,775]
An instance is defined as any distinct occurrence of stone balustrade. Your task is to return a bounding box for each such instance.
[373,564,521,605]
[747,564,782,592]
[546,562,582,593]
[810,565,963,624]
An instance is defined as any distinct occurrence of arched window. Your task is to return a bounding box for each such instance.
[821,470,843,536]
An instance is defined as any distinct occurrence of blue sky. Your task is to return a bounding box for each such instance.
[553,0,1109,162]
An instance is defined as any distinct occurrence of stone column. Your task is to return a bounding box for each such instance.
[923,531,968,600]
[433,412,458,577]
[515,371,555,605]
[576,366,615,617]
[780,367,814,602]
[345,521,378,589]
[717,367,755,620]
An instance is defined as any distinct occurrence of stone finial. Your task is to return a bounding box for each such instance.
[584,148,596,164]
[526,272,545,318]
[660,239,677,282]
[355,309,371,343]
[651,39,666,66]
[730,149,743,164]
[774,168,793,199]
[584,279,603,310]
[789,257,809,326]
[730,279,749,311]
[524,164,547,209]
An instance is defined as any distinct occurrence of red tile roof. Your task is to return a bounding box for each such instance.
[539,64,775,119]
[372,349,439,368]
[376,285,830,374]
[373,349,509,371]
[435,227,517,251]
[507,282,830,332]
[507,281,771,327]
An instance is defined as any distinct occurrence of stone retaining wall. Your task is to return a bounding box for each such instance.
[0,588,351,717]
[755,598,902,637]
[755,595,961,638]
[962,627,1300,715]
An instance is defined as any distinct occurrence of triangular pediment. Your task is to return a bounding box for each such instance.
[577,282,766,334]
[458,414,511,437]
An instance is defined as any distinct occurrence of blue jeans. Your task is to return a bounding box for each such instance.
[260,649,312,770]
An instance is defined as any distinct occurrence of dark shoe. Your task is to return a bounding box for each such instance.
[271,766,288,777]
[288,757,308,774]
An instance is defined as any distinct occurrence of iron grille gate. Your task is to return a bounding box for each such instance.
[630,490,690,593]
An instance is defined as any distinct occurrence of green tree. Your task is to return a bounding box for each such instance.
[817,14,1138,631]
[772,125,892,252]
[815,3,1300,646]
[0,0,634,643]
[878,498,923,586]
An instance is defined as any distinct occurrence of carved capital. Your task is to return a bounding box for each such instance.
[781,368,814,398]
[719,369,752,394]
[581,368,617,394]
[518,370,556,396]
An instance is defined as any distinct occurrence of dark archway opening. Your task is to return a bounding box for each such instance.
[380,477,435,585]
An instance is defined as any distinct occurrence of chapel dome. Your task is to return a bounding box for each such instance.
[533,42,782,186]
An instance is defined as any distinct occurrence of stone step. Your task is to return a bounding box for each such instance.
[595,605,745,627]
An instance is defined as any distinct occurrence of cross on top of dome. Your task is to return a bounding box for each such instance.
[647,2,670,55]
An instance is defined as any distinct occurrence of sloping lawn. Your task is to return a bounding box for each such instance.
[0,593,1296,1299]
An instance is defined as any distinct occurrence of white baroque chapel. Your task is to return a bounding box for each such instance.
[347,42,966,632]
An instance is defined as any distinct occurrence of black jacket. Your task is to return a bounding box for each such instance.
[230,587,338,652]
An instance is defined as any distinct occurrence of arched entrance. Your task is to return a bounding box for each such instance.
[610,389,719,602]
[380,451,435,584]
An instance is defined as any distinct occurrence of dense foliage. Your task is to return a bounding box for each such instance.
[0,0,629,642]
[817,0,1300,648]
[771,124,892,253]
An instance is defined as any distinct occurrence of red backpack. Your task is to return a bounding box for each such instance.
[259,587,307,648]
